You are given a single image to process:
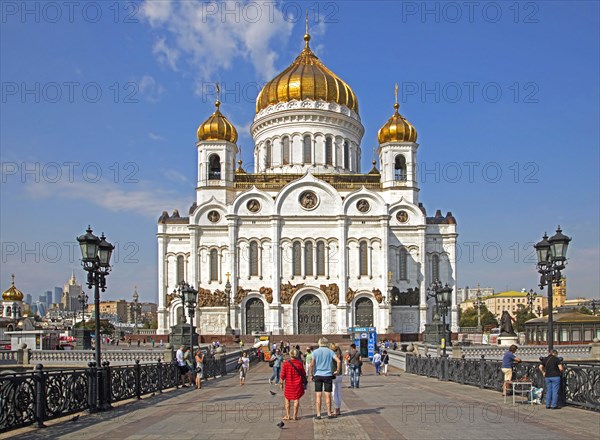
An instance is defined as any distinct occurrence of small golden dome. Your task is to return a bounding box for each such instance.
[256,33,358,114]
[197,100,238,143]
[378,103,417,144]
[2,274,24,301]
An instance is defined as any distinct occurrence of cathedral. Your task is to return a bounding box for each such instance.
[156,29,458,338]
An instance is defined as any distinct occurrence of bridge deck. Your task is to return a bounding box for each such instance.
[5,361,598,440]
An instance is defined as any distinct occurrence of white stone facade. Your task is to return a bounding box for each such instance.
[157,98,458,337]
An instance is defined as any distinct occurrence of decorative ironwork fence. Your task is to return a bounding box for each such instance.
[406,355,600,411]
[0,349,258,433]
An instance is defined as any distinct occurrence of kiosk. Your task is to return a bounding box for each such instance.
[347,327,377,360]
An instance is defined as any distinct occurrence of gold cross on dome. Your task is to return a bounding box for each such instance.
[226,272,231,282]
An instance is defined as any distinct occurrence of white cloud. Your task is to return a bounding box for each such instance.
[148,132,164,141]
[163,169,191,185]
[140,0,294,89]
[137,75,165,103]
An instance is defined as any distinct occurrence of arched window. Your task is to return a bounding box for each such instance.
[176,255,184,284]
[249,241,259,276]
[399,248,407,280]
[432,254,440,282]
[395,155,407,181]
[316,241,326,276]
[210,249,219,281]
[292,241,302,276]
[282,136,290,165]
[305,242,313,276]
[303,135,312,163]
[209,154,221,180]
[359,241,368,276]
[343,141,350,169]
[325,138,333,165]
[265,141,272,168]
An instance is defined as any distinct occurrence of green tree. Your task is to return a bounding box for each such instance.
[514,305,537,332]
[459,305,497,328]
[74,319,115,335]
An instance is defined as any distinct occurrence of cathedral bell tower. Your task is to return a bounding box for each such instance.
[378,87,419,204]
[196,96,238,189]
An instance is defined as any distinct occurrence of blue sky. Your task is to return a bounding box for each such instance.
[1,1,598,303]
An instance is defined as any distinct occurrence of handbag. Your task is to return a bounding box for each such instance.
[288,360,308,389]
[269,360,275,368]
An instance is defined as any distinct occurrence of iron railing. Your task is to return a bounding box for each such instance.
[0,349,257,433]
[406,354,600,411]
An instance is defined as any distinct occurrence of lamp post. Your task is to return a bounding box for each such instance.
[427,280,452,355]
[225,273,233,335]
[77,226,114,411]
[131,288,140,334]
[537,305,542,317]
[526,289,536,314]
[475,284,483,332]
[534,226,571,352]
[175,281,198,354]
[78,292,88,327]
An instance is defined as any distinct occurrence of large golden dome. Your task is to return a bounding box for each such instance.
[256,34,358,114]
[197,100,238,143]
[2,274,24,301]
[378,103,417,143]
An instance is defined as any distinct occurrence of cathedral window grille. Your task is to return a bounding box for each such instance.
[292,241,301,276]
[305,242,313,276]
[399,248,408,280]
[176,255,184,284]
[210,249,219,281]
[359,241,368,276]
[282,136,290,165]
[316,241,326,276]
[249,241,259,276]
[303,135,312,163]
[343,141,350,169]
[432,254,440,282]
[208,154,221,180]
[265,141,272,168]
[325,138,333,165]
[395,155,407,181]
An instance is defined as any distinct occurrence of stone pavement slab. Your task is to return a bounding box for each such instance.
[5,361,599,440]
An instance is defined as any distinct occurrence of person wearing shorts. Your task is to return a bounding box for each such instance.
[501,345,521,396]
[309,337,340,420]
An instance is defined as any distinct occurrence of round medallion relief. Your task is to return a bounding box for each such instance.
[247,199,261,213]
[396,210,409,223]
[299,191,318,210]
[356,199,370,213]
[207,210,221,223]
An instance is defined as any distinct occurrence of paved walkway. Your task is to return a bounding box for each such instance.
[6,362,599,440]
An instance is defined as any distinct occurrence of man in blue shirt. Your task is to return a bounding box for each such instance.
[309,337,341,419]
[501,344,521,396]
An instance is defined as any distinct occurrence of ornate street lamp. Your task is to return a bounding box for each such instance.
[78,292,88,326]
[526,289,536,314]
[175,281,198,354]
[427,279,443,324]
[427,280,452,355]
[225,273,233,335]
[131,288,141,334]
[77,226,114,411]
[534,226,571,351]
[474,284,484,332]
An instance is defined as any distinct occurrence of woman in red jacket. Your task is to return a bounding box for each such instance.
[280,348,306,420]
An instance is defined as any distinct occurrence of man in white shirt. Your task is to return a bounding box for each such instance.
[176,345,189,387]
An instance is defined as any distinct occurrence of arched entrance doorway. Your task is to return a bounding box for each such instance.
[245,298,264,334]
[297,294,322,334]
[355,297,374,327]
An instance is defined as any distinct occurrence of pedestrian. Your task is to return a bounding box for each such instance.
[184,347,194,385]
[176,345,189,387]
[269,348,284,384]
[501,344,522,396]
[280,348,307,421]
[152,338,155,348]
[539,349,564,409]
[305,347,313,373]
[347,343,362,388]
[159,340,164,348]
[372,350,382,375]
[195,348,205,389]
[329,342,343,416]
[137,339,141,347]
[343,350,350,375]
[309,337,341,419]
[238,351,250,385]
[381,350,390,376]
[295,344,303,361]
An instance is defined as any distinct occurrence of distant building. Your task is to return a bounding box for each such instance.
[45,290,53,306]
[525,311,600,345]
[54,287,62,305]
[25,293,32,305]
[456,285,494,303]
[88,300,128,323]
[61,273,82,311]
[553,277,567,308]
[460,290,547,320]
